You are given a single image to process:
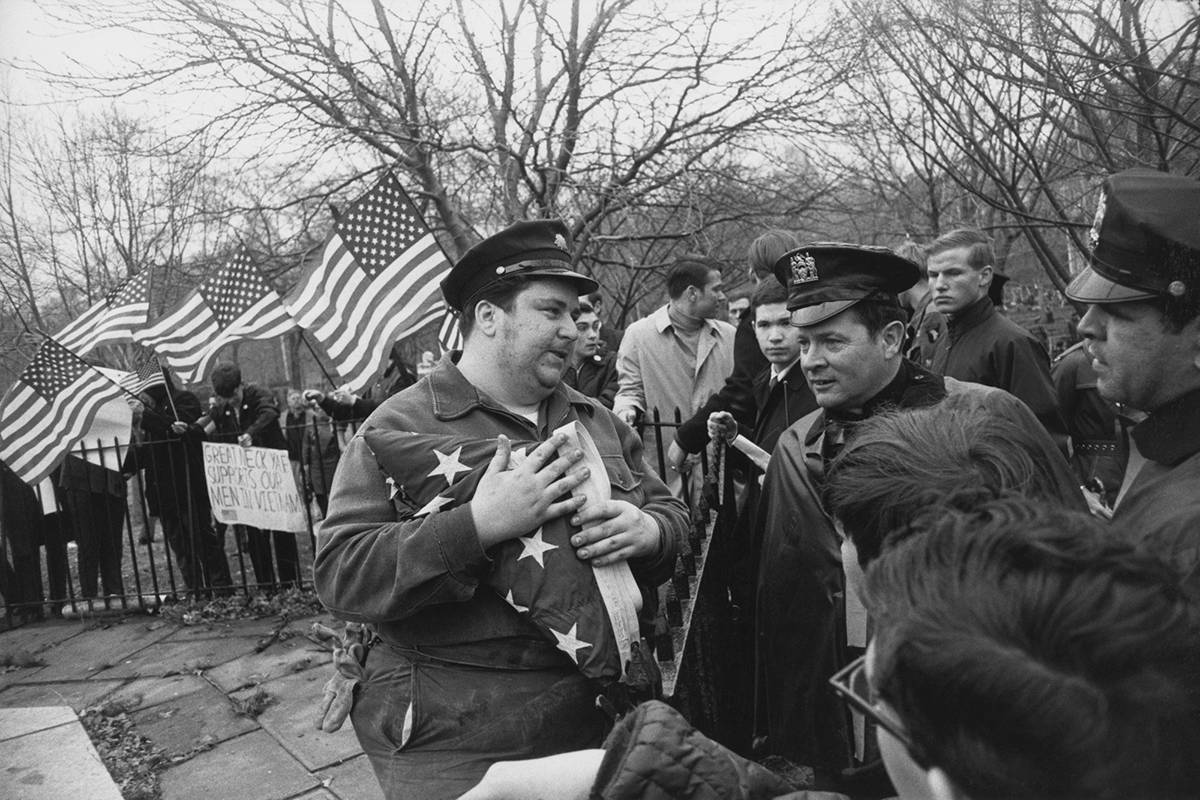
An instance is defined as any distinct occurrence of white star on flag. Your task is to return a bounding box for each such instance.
[550,623,592,664]
[415,494,454,517]
[517,528,558,567]
[428,446,470,486]
[505,591,529,613]
[507,445,528,471]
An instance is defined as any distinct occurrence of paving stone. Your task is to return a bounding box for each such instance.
[231,667,360,770]
[294,790,337,800]
[320,754,385,800]
[0,713,122,800]
[163,617,282,642]
[0,664,47,691]
[89,634,261,680]
[0,680,125,713]
[26,619,177,681]
[0,706,77,740]
[159,729,318,800]
[99,673,209,712]
[206,635,329,692]
[129,684,258,757]
[0,620,83,657]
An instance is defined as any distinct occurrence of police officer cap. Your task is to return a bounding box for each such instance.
[1066,168,1200,303]
[773,242,920,326]
[441,219,599,311]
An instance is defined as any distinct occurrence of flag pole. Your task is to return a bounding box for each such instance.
[298,330,339,389]
[158,363,181,421]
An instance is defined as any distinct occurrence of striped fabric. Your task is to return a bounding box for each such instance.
[134,247,295,384]
[0,338,126,484]
[54,270,150,355]
[284,172,452,393]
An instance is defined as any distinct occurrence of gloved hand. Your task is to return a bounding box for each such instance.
[317,642,364,732]
[311,622,369,732]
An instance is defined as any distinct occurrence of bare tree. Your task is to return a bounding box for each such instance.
[836,0,1200,289]
[35,0,847,268]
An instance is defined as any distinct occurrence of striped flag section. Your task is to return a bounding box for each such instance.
[0,338,126,485]
[119,352,167,396]
[285,172,452,394]
[134,247,296,384]
[53,270,151,355]
[437,304,463,352]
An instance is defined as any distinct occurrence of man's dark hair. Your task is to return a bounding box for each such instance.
[460,276,534,338]
[747,230,800,280]
[926,228,994,271]
[666,257,721,300]
[866,498,1200,800]
[577,300,595,315]
[825,393,1081,567]
[210,362,242,398]
[586,290,603,307]
[751,279,788,310]
[841,299,907,338]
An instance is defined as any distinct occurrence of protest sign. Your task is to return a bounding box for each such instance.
[202,442,306,532]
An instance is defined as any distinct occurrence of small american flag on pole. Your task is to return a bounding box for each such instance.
[0,338,127,485]
[53,270,151,355]
[285,172,452,393]
[134,247,295,384]
[119,351,167,396]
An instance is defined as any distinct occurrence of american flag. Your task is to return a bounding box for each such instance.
[285,173,452,393]
[0,338,127,485]
[134,247,296,384]
[53,270,151,355]
[437,304,463,352]
[119,351,167,396]
[364,427,623,682]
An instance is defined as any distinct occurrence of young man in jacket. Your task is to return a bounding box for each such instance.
[926,229,1066,447]
[314,219,687,800]
[208,362,300,589]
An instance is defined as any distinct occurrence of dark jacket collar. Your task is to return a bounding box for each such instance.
[1133,386,1200,466]
[947,295,995,339]
[428,352,595,424]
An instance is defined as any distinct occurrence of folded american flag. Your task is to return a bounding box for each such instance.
[364,427,623,682]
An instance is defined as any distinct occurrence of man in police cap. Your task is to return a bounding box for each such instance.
[752,242,1065,787]
[314,219,685,800]
[1066,168,1200,580]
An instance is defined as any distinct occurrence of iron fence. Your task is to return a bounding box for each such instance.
[1,409,723,634]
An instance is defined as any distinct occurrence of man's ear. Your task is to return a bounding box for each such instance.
[928,766,970,800]
[977,264,994,289]
[880,319,907,358]
[473,300,501,337]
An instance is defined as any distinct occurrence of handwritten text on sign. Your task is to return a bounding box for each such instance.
[202,443,306,533]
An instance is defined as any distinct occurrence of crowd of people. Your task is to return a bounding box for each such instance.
[2,166,1198,800]
[310,167,1200,800]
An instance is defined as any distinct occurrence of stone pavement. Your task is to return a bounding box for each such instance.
[0,611,385,800]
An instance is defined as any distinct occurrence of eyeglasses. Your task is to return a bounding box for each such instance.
[828,654,929,768]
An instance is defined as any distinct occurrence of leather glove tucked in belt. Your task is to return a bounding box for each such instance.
[311,622,369,732]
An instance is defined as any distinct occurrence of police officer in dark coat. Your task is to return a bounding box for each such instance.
[1066,168,1200,585]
